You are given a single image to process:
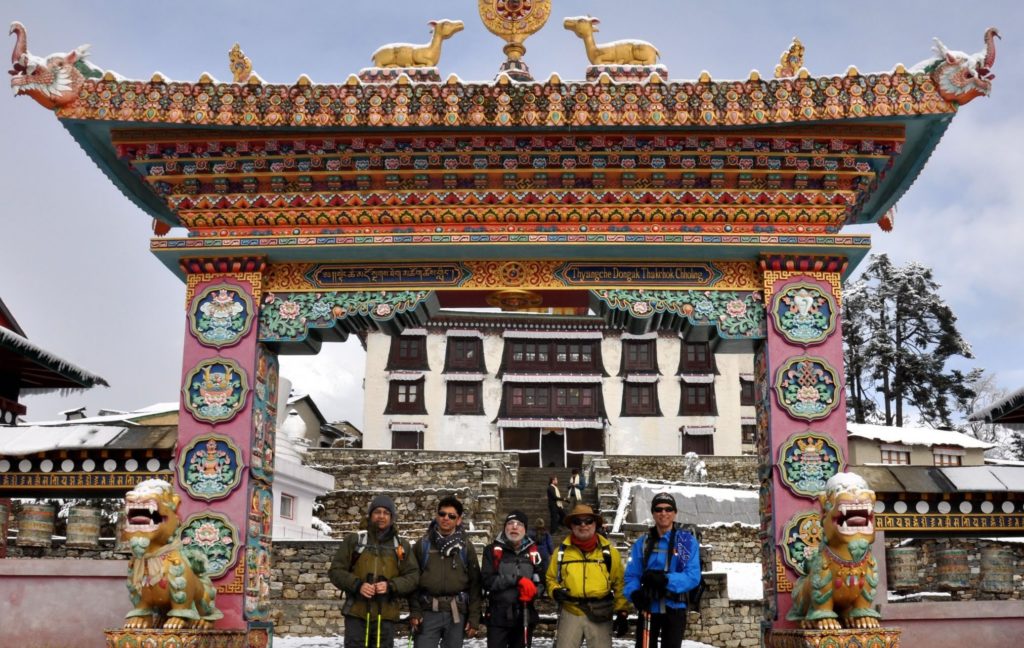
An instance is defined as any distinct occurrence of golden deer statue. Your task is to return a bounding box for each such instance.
[563,16,659,66]
[371,19,464,68]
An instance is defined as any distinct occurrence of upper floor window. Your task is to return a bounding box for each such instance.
[280,493,295,520]
[881,448,911,465]
[680,342,714,373]
[510,385,551,412]
[623,340,657,373]
[622,383,659,416]
[387,336,428,370]
[555,386,596,409]
[446,382,484,415]
[740,378,755,406]
[445,337,485,372]
[680,383,717,416]
[503,384,599,418]
[933,448,963,467]
[505,339,600,373]
[385,379,426,414]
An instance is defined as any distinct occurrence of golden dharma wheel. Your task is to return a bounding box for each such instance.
[478,0,551,60]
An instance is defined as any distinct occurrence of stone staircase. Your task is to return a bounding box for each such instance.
[497,467,598,536]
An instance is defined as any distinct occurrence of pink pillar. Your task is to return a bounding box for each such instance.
[757,263,849,638]
[176,261,276,642]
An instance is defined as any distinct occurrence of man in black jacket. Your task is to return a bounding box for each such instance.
[482,511,543,648]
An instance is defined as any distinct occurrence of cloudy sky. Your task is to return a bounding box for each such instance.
[2,1,1021,426]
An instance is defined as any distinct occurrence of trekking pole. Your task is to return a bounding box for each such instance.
[522,601,530,648]
[376,609,382,648]
[641,610,651,648]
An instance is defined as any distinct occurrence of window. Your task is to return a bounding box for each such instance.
[933,448,963,466]
[386,336,428,370]
[741,424,757,445]
[505,339,600,373]
[556,343,594,366]
[392,429,424,449]
[280,493,295,520]
[511,342,548,363]
[881,448,911,465]
[681,432,714,455]
[680,384,716,415]
[680,342,714,373]
[446,382,484,415]
[555,386,595,408]
[622,383,659,416]
[445,337,484,372]
[385,379,427,414]
[740,379,755,406]
[510,386,550,410]
[623,340,657,372]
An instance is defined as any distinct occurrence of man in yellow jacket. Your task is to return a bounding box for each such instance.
[546,504,630,648]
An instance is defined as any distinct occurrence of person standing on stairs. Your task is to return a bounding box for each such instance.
[567,468,583,508]
[410,495,483,648]
[328,494,420,648]
[547,476,566,531]
[546,503,630,648]
[482,511,543,648]
[623,493,701,648]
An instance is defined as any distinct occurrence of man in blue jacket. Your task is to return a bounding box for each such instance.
[623,493,701,648]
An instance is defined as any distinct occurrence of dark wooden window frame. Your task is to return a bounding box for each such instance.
[445,381,484,415]
[679,341,715,373]
[386,336,429,371]
[740,378,755,406]
[679,382,717,416]
[391,429,424,449]
[621,382,660,417]
[505,340,600,374]
[622,339,657,373]
[385,379,427,414]
[681,432,714,455]
[445,337,485,373]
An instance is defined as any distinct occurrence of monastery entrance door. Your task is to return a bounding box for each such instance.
[540,429,565,468]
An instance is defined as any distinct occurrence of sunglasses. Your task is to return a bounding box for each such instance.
[571,517,596,526]
[437,512,459,520]
[652,507,676,513]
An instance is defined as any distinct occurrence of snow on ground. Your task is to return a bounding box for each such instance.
[274,639,719,648]
[711,562,763,601]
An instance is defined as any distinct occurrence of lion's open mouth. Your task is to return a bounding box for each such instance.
[834,500,874,535]
[124,498,165,532]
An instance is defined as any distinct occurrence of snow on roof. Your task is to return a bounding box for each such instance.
[848,422,994,450]
[0,425,128,455]
[0,325,108,392]
[969,385,1024,424]
[27,402,178,426]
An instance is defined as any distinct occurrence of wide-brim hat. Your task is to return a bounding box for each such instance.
[563,503,604,527]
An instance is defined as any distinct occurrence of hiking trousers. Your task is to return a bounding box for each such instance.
[345,615,396,648]
[634,607,687,648]
[414,609,465,648]
[554,610,612,648]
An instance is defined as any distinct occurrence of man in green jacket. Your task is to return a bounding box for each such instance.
[329,495,420,648]
[410,495,483,648]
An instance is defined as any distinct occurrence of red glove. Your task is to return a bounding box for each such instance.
[517,577,537,602]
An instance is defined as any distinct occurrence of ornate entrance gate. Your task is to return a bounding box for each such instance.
[10,7,997,645]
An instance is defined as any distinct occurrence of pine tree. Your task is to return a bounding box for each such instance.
[842,254,976,428]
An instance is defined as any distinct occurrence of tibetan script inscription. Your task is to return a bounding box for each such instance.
[556,263,723,287]
[876,513,1024,532]
[307,264,466,288]
[0,472,168,489]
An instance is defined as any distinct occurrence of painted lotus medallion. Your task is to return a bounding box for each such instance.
[183,358,249,423]
[772,282,837,346]
[774,356,840,421]
[179,512,240,579]
[189,284,255,348]
[777,431,844,497]
[177,434,242,501]
[781,510,822,575]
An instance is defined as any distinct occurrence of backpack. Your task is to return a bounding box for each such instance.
[418,535,469,570]
[489,543,542,572]
[641,524,706,610]
[350,529,405,569]
[554,538,613,583]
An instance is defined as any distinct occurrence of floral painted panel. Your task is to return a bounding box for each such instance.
[777,431,844,498]
[774,356,840,421]
[592,289,766,338]
[179,512,240,579]
[183,358,249,423]
[250,345,278,483]
[259,290,435,342]
[177,434,242,501]
[781,510,822,576]
[188,284,255,348]
[771,282,837,346]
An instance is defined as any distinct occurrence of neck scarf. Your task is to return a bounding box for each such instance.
[571,533,599,554]
[431,521,466,561]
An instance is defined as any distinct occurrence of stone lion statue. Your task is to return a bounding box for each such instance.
[121,479,223,629]
[787,472,882,630]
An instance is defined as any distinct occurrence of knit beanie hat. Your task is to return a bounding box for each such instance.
[505,510,528,529]
[368,494,397,519]
[651,492,677,511]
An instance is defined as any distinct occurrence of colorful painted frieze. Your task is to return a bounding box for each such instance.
[176,434,243,501]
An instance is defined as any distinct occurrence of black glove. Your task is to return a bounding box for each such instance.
[551,588,570,603]
[630,590,648,610]
[613,612,629,637]
[641,570,668,593]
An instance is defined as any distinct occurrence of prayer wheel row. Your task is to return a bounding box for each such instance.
[887,546,1016,593]
[5,504,110,548]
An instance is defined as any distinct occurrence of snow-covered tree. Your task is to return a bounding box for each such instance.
[958,370,1017,459]
[842,254,976,428]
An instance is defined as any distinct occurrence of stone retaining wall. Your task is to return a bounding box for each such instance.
[702,523,761,563]
[602,455,757,486]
